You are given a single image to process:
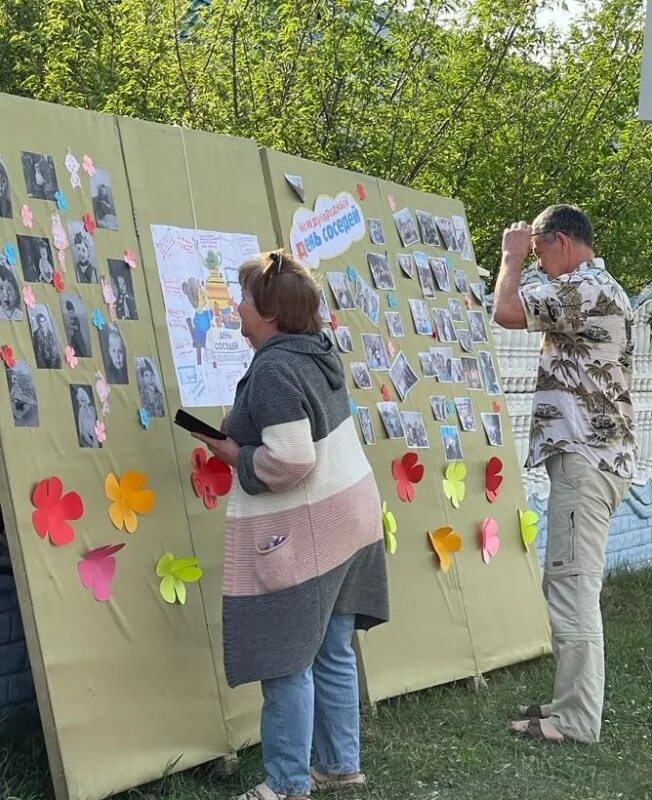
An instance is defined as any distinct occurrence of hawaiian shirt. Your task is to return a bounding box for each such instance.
[518,258,636,479]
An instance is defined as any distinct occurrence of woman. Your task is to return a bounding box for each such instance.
[0,263,22,321]
[194,250,389,800]
[138,361,164,417]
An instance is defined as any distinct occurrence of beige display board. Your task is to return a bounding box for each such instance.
[261,149,550,703]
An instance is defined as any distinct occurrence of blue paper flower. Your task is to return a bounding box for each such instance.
[446,399,455,418]
[91,308,106,330]
[3,243,16,266]
[346,265,357,282]
[349,397,358,416]
[445,255,453,270]
[54,190,68,212]
[387,292,397,309]
[139,407,151,429]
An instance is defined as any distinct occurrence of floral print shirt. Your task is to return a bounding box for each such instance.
[518,259,636,479]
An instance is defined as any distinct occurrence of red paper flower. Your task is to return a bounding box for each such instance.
[356,183,367,201]
[82,213,96,235]
[380,384,391,401]
[492,400,501,413]
[190,448,232,509]
[1,345,15,368]
[392,452,425,502]
[330,313,338,330]
[485,456,504,503]
[431,327,439,339]
[31,476,84,546]
[52,270,65,293]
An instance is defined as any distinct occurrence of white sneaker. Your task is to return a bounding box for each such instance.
[235,783,287,800]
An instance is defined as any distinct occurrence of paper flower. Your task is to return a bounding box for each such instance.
[20,204,33,228]
[138,407,151,429]
[51,270,64,293]
[387,293,398,309]
[54,190,68,212]
[443,462,467,509]
[330,313,338,330]
[124,249,137,269]
[105,471,155,534]
[64,149,80,176]
[346,265,357,282]
[190,447,233,509]
[82,154,95,176]
[392,452,425,502]
[465,295,473,309]
[481,517,500,564]
[51,212,69,252]
[57,249,67,273]
[1,345,15,368]
[380,384,391,401]
[428,527,462,573]
[3,243,16,265]
[387,193,397,211]
[64,346,78,368]
[446,399,455,418]
[91,308,106,330]
[31,476,83,546]
[431,327,439,339]
[387,340,396,358]
[492,400,501,413]
[78,544,124,602]
[94,420,106,443]
[22,285,35,308]
[382,501,397,555]
[485,456,504,503]
[95,371,110,415]
[82,213,96,235]
[156,553,203,605]
[519,508,540,550]
[356,183,367,201]
[70,171,81,190]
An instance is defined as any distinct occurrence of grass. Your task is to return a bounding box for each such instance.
[2,568,651,800]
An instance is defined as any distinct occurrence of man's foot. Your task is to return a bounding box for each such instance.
[509,717,565,742]
[518,703,552,719]
[234,782,307,800]
[310,767,366,792]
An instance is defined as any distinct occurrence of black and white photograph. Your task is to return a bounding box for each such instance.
[481,412,504,446]
[367,252,395,290]
[468,310,489,343]
[362,333,390,371]
[470,282,485,305]
[433,307,458,343]
[357,406,376,445]
[452,215,474,261]
[367,218,386,245]
[457,328,473,353]
[415,210,441,247]
[108,258,138,320]
[415,252,436,298]
[318,287,331,323]
[17,235,55,283]
[0,162,13,219]
[408,298,432,336]
[385,311,405,338]
[28,304,61,369]
[461,356,483,390]
[68,221,99,284]
[429,257,451,292]
[327,272,356,310]
[403,410,430,448]
[354,274,380,326]
[430,395,447,421]
[418,351,438,377]
[6,361,38,427]
[99,322,128,384]
[455,397,477,432]
[448,297,463,323]
[452,358,465,383]
[350,362,372,389]
[431,347,453,382]
[90,168,118,230]
[440,425,464,461]
[389,351,419,401]
[60,294,92,358]
[334,325,353,353]
[70,384,102,448]
[21,152,59,200]
[478,350,501,395]
[397,253,414,279]
[434,217,459,252]
[323,327,335,346]
[0,263,23,321]
[376,401,405,439]
[453,269,469,294]
[135,357,165,417]
[393,207,420,247]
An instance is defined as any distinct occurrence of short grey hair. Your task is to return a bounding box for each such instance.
[532,204,594,248]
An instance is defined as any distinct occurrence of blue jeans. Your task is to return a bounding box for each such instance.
[261,614,360,796]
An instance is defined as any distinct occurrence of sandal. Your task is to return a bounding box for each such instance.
[518,703,552,719]
[310,767,366,792]
[509,717,565,742]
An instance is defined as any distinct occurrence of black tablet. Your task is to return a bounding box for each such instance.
[174,409,226,440]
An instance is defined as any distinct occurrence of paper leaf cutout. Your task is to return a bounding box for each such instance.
[31,477,84,546]
[428,527,462,572]
[190,448,232,509]
[156,552,203,605]
[382,501,397,555]
[138,407,151,429]
[105,471,155,534]
[91,308,106,330]
[22,285,35,308]
[284,173,305,203]
[485,456,504,502]
[519,508,540,550]
[356,183,367,201]
[95,370,110,415]
[124,249,137,269]
[54,190,68,212]
[82,213,96,235]
[1,345,15,368]
[82,154,95,176]
[94,419,107,443]
[392,452,425,502]
[20,204,33,228]
[64,346,78,368]
[443,462,467,509]
[78,544,124,602]
[380,384,391,401]
[3,243,16,265]
[481,517,500,564]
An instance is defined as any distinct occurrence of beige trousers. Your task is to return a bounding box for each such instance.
[543,453,630,742]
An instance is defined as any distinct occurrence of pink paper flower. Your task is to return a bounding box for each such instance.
[124,249,137,269]
[64,346,79,368]
[94,419,107,443]
[82,154,95,176]
[20,204,33,228]
[1,344,15,368]
[22,285,35,308]
[78,544,124,602]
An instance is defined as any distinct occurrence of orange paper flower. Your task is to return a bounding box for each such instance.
[105,471,155,533]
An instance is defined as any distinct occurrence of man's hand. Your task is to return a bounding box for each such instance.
[192,432,240,467]
[502,220,532,267]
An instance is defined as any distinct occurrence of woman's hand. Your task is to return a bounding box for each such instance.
[192,433,240,467]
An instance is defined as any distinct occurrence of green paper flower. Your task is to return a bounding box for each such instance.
[156,552,203,605]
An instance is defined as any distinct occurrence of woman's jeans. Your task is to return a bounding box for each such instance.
[261,614,360,796]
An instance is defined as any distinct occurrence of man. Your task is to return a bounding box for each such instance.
[65,300,89,357]
[493,205,635,743]
[72,231,97,284]
[33,313,60,369]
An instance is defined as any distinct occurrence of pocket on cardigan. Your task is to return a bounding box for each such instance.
[253,534,297,594]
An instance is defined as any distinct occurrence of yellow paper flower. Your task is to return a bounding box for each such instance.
[519,508,540,550]
[428,527,462,573]
[156,553,203,605]
[442,462,467,509]
[105,471,155,534]
[382,501,397,555]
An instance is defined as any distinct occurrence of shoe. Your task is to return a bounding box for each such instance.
[310,767,366,792]
[235,783,287,800]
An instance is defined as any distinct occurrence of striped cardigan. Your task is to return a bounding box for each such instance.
[222,332,389,687]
